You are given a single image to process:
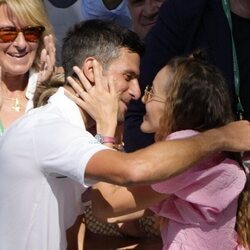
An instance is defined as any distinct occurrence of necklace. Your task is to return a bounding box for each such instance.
[5,97,22,112]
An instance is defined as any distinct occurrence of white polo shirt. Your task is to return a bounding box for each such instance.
[0,88,109,250]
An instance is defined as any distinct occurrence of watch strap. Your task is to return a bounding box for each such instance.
[95,134,115,144]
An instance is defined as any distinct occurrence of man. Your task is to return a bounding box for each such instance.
[128,0,165,39]
[0,20,250,250]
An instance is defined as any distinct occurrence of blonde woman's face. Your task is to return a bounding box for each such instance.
[140,65,172,133]
[0,5,39,77]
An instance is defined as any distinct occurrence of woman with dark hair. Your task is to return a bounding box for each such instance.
[89,52,249,249]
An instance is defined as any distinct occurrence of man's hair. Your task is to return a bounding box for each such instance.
[34,19,144,107]
[62,19,145,79]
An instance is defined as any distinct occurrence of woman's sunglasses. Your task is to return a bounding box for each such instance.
[0,26,45,43]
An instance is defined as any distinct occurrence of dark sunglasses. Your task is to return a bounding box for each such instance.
[0,26,45,43]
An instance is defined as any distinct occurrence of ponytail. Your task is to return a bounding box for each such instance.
[33,73,65,108]
[236,166,250,248]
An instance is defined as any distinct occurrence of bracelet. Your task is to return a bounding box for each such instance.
[95,134,115,144]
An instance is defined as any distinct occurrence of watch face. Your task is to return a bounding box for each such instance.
[94,134,102,143]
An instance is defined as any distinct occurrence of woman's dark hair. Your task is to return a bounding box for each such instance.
[156,51,249,247]
[156,51,233,141]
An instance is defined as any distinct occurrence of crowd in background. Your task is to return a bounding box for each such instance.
[0,0,249,249]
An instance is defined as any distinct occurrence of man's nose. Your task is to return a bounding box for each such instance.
[129,79,141,100]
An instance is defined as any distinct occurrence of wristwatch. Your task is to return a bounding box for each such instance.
[95,134,115,144]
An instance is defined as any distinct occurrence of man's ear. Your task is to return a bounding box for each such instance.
[81,57,95,84]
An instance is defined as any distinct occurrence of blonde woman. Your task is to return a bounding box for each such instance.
[0,0,55,135]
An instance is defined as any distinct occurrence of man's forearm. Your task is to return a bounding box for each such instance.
[86,121,250,186]
[86,131,220,186]
[128,121,250,185]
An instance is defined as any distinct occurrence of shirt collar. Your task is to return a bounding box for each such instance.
[48,87,86,130]
[25,68,38,101]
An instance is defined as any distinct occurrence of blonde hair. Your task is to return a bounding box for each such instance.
[33,73,65,107]
[0,0,54,70]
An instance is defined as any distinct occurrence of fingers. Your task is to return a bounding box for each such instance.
[40,48,47,64]
[72,66,93,92]
[42,34,56,71]
[108,76,119,96]
[67,60,117,98]
[64,88,86,107]
[44,35,56,56]
[67,75,85,96]
[38,35,56,83]
[92,59,106,91]
[47,35,56,67]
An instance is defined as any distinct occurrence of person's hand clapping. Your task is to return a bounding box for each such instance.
[37,34,56,83]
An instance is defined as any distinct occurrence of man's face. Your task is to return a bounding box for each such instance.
[103,47,140,122]
[128,0,165,39]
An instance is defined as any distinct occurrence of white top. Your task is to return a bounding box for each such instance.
[0,88,109,250]
[0,69,37,136]
[25,68,38,112]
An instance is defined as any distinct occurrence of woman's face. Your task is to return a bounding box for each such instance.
[140,65,172,133]
[0,4,39,77]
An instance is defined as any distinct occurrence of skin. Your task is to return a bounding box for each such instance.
[68,47,141,131]
[88,64,249,222]
[230,0,250,18]
[128,0,165,38]
[101,48,141,122]
[90,65,172,219]
[0,3,55,129]
[0,5,38,77]
[140,65,171,133]
[67,60,250,186]
[66,59,250,248]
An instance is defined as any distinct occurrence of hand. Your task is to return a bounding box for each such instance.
[37,34,56,83]
[66,60,120,136]
[217,120,250,152]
